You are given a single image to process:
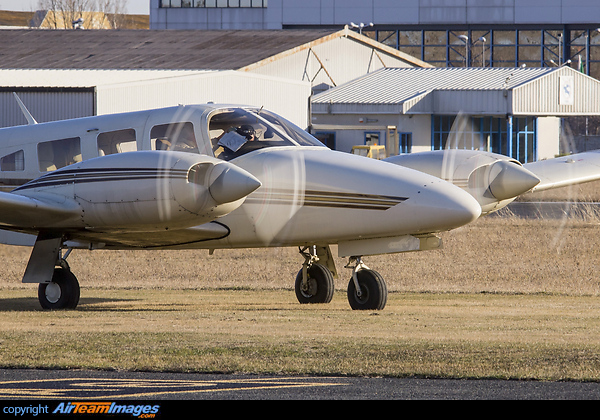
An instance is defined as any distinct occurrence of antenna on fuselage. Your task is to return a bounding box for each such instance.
[12,92,38,125]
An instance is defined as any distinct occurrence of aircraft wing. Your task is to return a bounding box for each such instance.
[524,150,600,192]
[0,191,80,229]
[64,222,231,249]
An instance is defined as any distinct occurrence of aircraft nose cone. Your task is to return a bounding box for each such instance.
[488,161,540,201]
[438,183,482,227]
[457,190,481,224]
[409,180,482,232]
[208,163,262,204]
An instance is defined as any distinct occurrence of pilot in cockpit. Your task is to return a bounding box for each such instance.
[235,124,256,142]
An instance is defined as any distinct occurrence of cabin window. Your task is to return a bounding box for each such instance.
[0,150,24,172]
[38,137,81,172]
[209,108,323,161]
[97,129,137,156]
[151,122,198,153]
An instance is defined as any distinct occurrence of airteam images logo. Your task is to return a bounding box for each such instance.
[53,402,160,418]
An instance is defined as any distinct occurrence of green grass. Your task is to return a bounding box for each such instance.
[2,289,600,380]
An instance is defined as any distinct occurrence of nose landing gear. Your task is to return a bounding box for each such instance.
[294,246,388,310]
[345,256,387,311]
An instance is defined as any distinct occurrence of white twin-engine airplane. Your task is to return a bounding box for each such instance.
[1,100,600,311]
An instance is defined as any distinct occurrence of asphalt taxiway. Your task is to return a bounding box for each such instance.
[0,369,599,400]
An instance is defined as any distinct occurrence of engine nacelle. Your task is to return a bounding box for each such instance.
[385,150,540,215]
[16,151,261,231]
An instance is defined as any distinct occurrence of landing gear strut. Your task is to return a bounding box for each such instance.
[294,246,388,310]
[295,246,334,304]
[345,256,387,311]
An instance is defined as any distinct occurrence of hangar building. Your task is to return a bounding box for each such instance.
[311,66,600,163]
[0,28,429,128]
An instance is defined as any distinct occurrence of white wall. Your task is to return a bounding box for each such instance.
[537,116,560,159]
[397,115,431,154]
[97,71,311,128]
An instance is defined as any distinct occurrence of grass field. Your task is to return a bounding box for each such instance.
[1,288,600,380]
[1,183,600,380]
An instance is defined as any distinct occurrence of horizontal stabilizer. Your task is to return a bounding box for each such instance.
[524,150,600,192]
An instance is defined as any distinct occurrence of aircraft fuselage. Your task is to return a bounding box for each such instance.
[0,104,480,256]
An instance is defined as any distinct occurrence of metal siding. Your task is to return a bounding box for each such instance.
[0,91,93,128]
[151,0,600,29]
[97,71,311,128]
[514,68,600,115]
[1,71,310,129]
[433,90,509,115]
[403,91,434,114]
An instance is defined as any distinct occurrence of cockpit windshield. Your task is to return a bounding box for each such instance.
[209,108,325,161]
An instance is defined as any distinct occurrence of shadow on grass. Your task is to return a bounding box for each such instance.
[0,296,140,312]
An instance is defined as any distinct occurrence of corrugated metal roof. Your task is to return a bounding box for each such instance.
[313,67,554,106]
[0,28,429,73]
[0,28,425,72]
[0,68,215,88]
[0,29,338,70]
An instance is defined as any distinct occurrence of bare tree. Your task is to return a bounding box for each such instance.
[35,0,62,28]
[35,0,130,29]
[97,0,131,29]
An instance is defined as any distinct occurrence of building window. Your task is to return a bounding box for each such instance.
[160,0,267,7]
[431,115,537,163]
[365,132,379,145]
[314,132,336,150]
[512,116,537,164]
[399,133,412,154]
[366,28,600,79]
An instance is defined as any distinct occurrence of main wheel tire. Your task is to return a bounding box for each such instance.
[38,267,80,310]
[347,269,387,310]
[295,263,335,304]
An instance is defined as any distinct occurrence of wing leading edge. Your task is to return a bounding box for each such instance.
[524,150,600,192]
[0,191,80,230]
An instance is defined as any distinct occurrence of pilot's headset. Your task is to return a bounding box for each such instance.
[236,124,255,141]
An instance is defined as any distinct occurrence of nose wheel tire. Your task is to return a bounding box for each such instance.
[295,263,334,304]
[347,269,387,310]
[38,267,80,310]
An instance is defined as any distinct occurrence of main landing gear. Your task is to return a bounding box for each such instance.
[38,254,80,310]
[22,234,80,310]
[294,246,387,310]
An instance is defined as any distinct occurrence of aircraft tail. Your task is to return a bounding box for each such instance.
[12,93,38,125]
